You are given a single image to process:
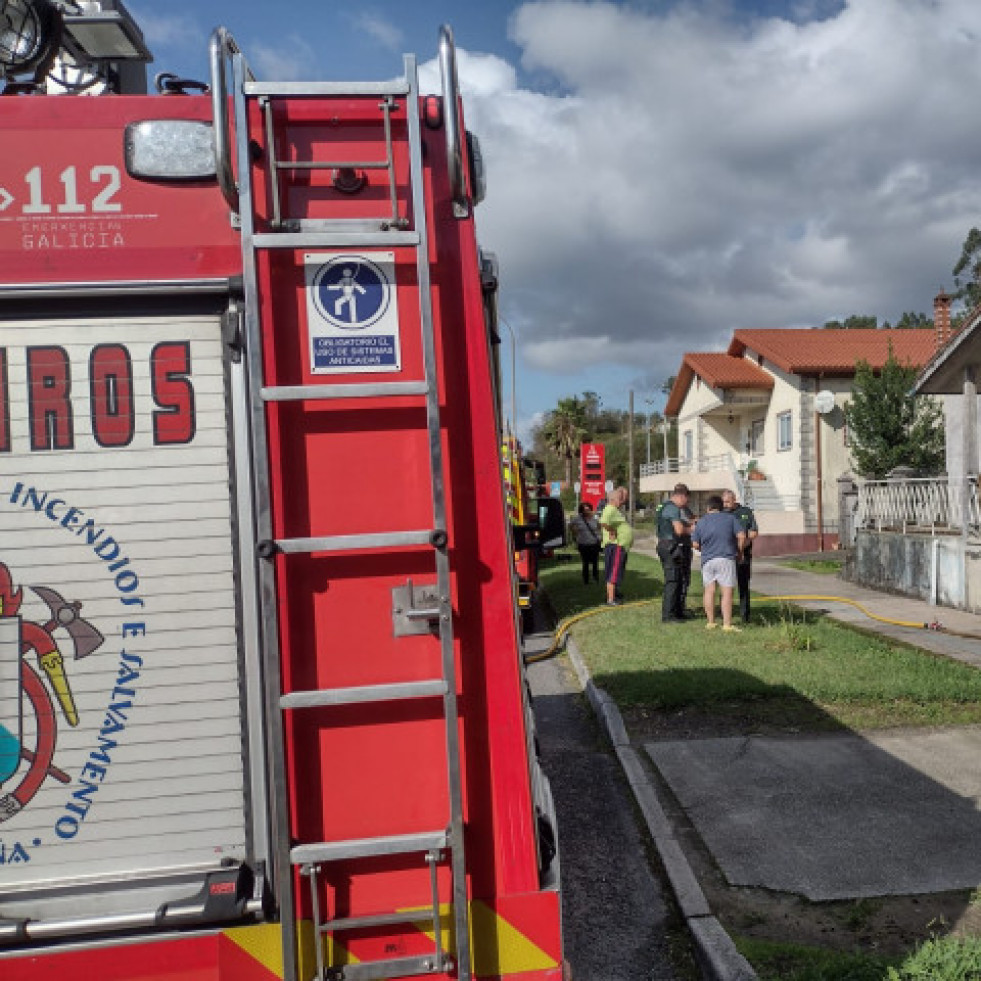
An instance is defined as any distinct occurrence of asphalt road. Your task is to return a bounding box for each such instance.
[526,650,691,980]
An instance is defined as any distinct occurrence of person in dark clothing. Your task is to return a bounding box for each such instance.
[722,489,759,623]
[678,500,695,614]
[569,502,601,585]
[656,483,692,622]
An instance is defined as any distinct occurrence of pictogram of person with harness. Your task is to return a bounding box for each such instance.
[327,264,366,324]
[0,562,104,822]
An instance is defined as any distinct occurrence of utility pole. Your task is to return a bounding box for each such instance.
[644,397,654,464]
[628,390,635,524]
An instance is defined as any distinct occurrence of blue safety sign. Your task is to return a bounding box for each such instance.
[305,252,402,374]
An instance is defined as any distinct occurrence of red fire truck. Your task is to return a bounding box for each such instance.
[0,4,563,979]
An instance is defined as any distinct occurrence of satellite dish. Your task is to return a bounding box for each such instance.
[814,390,835,415]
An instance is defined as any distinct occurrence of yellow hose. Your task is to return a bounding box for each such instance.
[524,594,980,665]
[524,599,653,664]
[758,595,931,630]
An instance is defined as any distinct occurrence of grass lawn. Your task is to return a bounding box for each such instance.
[780,558,845,575]
[539,550,981,731]
[739,934,981,981]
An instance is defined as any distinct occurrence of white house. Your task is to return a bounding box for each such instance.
[642,328,938,554]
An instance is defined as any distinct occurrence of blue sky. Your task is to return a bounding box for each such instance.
[125,0,981,440]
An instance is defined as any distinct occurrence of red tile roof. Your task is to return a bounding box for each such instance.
[665,352,773,417]
[728,329,937,375]
[665,328,938,417]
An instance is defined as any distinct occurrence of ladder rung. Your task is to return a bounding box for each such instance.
[274,160,392,172]
[262,381,429,402]
[276,531,436,554]
[292,830,449,865]
[253,231,420,249]
[316,910,435,933]
[281,679,447,710]
[339,954,448,980]
[245,79,411,98]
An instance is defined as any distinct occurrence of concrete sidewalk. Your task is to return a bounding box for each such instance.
[565,546,981,979]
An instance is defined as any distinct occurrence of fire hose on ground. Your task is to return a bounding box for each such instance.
[524,594,981,665]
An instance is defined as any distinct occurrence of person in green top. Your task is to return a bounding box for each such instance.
[599,486,633,606]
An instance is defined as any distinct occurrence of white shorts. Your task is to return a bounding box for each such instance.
[702,557,737,588]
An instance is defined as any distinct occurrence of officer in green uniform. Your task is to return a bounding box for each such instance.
[722,489,759,623]
[656,483,692,622]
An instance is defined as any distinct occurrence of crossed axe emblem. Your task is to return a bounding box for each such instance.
[28,585,105,727]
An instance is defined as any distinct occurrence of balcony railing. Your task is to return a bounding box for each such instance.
[856,477,981,535]
[639,453,736,478]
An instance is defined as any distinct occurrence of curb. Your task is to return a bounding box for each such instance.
[565,636,758,981]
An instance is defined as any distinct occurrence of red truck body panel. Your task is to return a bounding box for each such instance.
[0,35,561,981]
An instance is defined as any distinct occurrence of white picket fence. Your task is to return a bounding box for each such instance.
[856,477,981,535]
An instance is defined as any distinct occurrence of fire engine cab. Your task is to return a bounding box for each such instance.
[0,3,563,979]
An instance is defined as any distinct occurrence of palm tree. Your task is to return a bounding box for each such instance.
[542,397,588,486]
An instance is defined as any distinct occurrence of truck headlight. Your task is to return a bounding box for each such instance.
[0,0,61,75]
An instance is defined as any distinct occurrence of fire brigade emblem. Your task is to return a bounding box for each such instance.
[0,563,104,822]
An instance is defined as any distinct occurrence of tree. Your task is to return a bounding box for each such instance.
[953,226,981,310]
[823,315,878,330]
[893,311,933,329]
[843,348,945,479]
[541,396,589,486]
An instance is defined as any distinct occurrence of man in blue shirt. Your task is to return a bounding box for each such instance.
[692,495,746,632]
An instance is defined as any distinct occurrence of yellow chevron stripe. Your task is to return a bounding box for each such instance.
[226,900,556,978]
[402,901,558,975]
[223,920,324,980]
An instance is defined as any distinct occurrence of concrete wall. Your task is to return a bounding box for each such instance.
[843,529,981,613]
[942,393,978,481]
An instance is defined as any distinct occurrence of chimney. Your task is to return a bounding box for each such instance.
[934,289,951,349]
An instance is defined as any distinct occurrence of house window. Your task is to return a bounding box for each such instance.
[777,411,792,451]
[750,419,765,456]
[683,429,693,461]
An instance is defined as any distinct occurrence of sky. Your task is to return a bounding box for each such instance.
[125,0,981,440]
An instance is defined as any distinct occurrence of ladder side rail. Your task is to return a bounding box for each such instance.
[230,320,275,884]
[405,52,472,981]
[231,50,301,981]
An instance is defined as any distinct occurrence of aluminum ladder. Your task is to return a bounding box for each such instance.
[211,26,471,981]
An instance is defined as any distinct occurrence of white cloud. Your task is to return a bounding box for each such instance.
[517,410,544,446]
[353,14,403,52]
[250,36,319,81]
[417,0,981,407]
[126,6,200,50]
